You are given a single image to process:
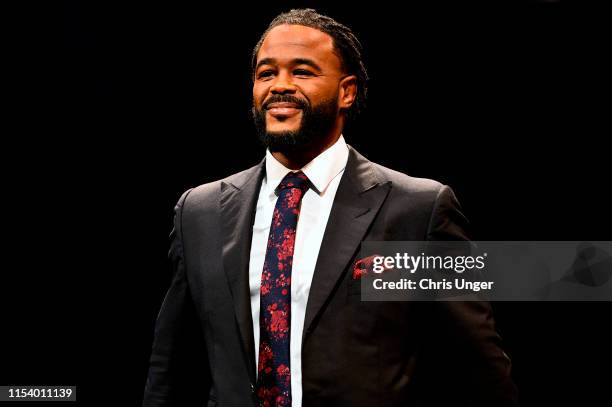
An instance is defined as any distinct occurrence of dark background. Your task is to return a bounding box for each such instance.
[2,0,610,405]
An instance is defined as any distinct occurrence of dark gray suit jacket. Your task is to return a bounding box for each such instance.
[143,146,518,406]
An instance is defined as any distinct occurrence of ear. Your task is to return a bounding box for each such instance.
[339,75,358,110]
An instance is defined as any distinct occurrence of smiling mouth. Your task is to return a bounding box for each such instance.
[266,102,302,118]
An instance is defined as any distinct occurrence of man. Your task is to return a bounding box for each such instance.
[143,9,518,407]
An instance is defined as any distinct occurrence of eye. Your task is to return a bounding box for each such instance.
[257,70,275,80]
[294,69,314,77]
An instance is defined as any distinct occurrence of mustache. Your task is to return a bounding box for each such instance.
[262,94,309,110]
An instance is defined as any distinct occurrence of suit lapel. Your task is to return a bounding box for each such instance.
[219,159,265,384]
[302,146,391,343]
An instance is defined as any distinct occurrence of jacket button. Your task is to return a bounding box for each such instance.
[251,383,255,393]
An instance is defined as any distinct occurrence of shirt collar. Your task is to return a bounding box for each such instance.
[264,135,349,197]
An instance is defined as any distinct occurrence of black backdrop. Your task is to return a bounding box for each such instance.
[3,1,610,406]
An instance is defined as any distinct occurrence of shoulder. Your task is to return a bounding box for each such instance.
[347,145,445,197]
[176,160,264,213]
[357,152,469,240]
[373,161,443,192]
[371,162,456,227]
[366,159,447,207]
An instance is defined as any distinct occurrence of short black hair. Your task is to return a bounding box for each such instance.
[252,8,368,121]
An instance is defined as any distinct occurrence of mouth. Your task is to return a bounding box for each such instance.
[265,102,302,118]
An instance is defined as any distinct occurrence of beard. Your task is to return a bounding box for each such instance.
[252,94,339,153]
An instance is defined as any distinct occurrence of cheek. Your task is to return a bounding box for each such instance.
[309,90,340,108]
[252,84,267,106]
[305,83,340,103]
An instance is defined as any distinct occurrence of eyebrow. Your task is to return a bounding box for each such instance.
[255,57,323,72]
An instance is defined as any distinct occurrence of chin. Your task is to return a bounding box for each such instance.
[266,125,301,135]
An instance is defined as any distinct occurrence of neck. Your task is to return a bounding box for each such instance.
[271,122,343,170]
[271,136,338,169]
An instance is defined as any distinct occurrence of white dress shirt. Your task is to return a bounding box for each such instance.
[248,135,349,407]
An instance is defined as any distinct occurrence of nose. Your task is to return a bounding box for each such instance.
[270,72,297,95]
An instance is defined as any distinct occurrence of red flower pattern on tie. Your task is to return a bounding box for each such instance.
[256,171,310,407]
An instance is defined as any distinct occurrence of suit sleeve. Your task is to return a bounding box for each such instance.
[422,185,519,406]
[142,189,212,407]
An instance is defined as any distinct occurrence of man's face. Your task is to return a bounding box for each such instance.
[252,24,347,151]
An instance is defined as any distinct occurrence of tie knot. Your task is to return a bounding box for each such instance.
[277,171,311,193]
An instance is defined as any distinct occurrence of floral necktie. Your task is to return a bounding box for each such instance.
[256,171,310,407]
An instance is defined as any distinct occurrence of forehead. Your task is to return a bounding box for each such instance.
[257,24,340,68]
